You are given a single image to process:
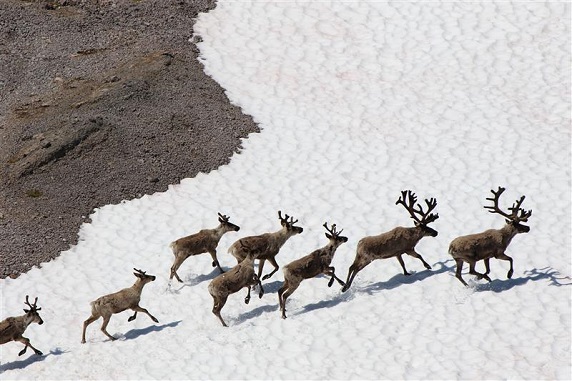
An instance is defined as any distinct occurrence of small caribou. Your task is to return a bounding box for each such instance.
[342,190,439,292]
[228,211,303,281]
[278,223,348,319]
[82,268,159,343]
[0,296,44,356]
[449,186,532,286]
[169,213,240,282]
[208,242,264,327]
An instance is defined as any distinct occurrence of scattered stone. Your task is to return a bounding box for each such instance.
[0,0,260,279]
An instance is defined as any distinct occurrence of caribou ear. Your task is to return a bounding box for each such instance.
[325,233,332,239]
[134,272,142,278]
[24,309,29,313]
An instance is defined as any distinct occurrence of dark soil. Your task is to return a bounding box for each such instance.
[0,0,260,278]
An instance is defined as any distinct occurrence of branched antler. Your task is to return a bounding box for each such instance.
[218,212,230,222]
[278,210,298,226]
[323,222,343,237]
[396,190,439,226]
[25,295,41,311]
[133,268,147,275]
[484,186,532,223]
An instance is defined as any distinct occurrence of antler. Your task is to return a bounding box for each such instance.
[25,295,41,311]
[278,210,298,225]
[484,187,532,223]
[218,212,230,222]
[133,268,147,275]
[396,190,439,226]
[418,197,439,225]
[323,222,343,237]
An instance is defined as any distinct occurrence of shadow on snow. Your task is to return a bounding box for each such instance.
[168,268,221,293]
[472,266,572,293]
[0,347,67,373]
[295,287,355,316]
[359,260,454,294]
[123,320,182,341]
[259,280,283,294]
[235,304,278,325]
[186,268,221,286]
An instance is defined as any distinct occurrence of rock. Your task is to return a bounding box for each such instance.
[8,124,105,178]
[0,0,260,279]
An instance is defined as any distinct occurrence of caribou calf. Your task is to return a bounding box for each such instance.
[228,211,303,281]
[0,296,44,356]
[449,187,532,286]
[208,243,264,327]
[82,269,158,343]
[342,190,439,292]
[170,213,240,282]
[279,223,348,319]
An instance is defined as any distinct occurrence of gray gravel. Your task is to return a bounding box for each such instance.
[0,0,260,278]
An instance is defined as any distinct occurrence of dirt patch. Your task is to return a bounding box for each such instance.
[0,0,260,278]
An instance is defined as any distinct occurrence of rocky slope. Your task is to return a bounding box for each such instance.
[0,0,259,278]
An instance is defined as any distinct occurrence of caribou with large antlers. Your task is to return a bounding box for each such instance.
[0,296,44,356]
[449,187,532,286]
[342,190,439,292]
[278,223,348,319]
[228,211,303,281]
[82,268,158,343]
[169,213,240,282]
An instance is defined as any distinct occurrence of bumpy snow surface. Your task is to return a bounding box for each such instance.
[1,1,570,379]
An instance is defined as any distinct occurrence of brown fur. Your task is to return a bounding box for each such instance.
[169,213,240,282]
[449,187,532,286]
[278,223,347,318]
[0,296,44,356]
[342,226,436,292]
[208,253,264,327]
[81,269,158,343]
[228,211,303,281]
[342,190,439,292]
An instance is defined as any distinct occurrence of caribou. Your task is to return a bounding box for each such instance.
[449,187,532,286]
[82,269,159,343]
[0,296,44,356]
[278,223,348,319]
[342,190,439,292]
[169,213,240,282]
[228,211,303,281]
